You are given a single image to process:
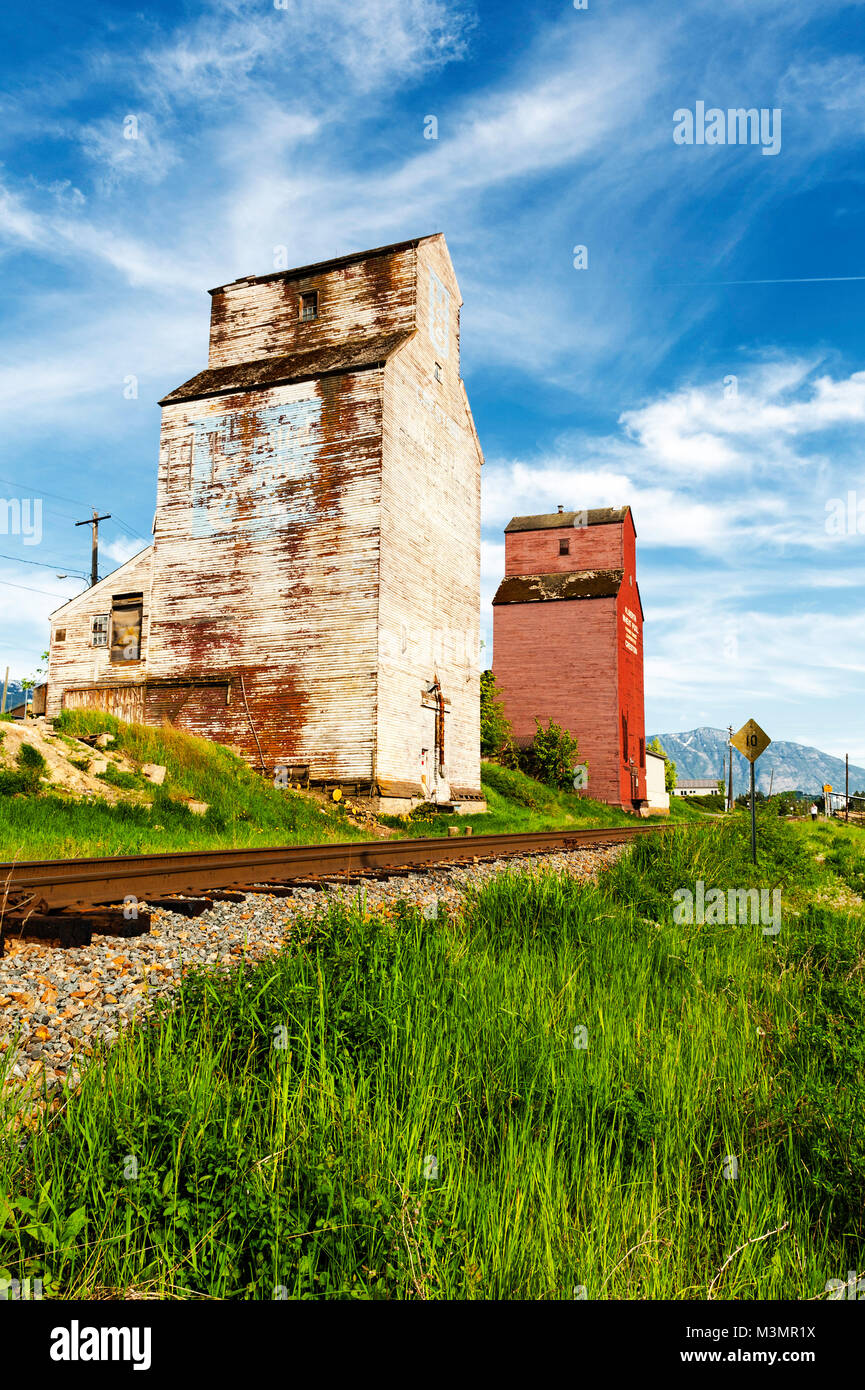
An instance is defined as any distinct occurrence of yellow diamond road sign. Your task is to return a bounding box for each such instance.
[730,718,771,763]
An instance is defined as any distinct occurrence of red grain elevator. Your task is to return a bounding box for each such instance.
[491,506,647,811]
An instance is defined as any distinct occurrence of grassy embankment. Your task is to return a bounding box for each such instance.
[0,811,862,1299]
[0,711,697,860]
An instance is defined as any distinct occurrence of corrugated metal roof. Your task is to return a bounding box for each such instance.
[159,333,415,405]
[209,235,439,294]
[492,568,624,605]
[505,507,629,533]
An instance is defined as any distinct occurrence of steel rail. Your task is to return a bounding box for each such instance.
[1,822,674,914]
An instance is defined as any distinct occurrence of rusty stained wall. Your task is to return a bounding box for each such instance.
[208,244,418,371]
[377,236,483,798]
[44,546,154,719]
[44,234,483,798]
[148,370,383,776]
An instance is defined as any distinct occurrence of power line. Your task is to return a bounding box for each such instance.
[0,552,89,576]
[0,474,93,510]
[0,474,149,544]
[0,578,85,599]
[112,515,150,542]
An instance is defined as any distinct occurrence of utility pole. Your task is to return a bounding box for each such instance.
[74,509,111,587]
[846,753,849,823]
[727,725,734,811]
[1,666,8,715]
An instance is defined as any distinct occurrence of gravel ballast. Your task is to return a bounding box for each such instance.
[0,844,626,1094]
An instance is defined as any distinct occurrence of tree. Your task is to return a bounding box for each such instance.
[479,669,514,759]
[647,736,677,793]
[528,717,582,791]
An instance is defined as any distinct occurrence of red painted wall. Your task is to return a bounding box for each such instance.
[505,521,622,577]
[492,512,646,809]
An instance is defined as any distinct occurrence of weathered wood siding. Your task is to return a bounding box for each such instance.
[45,235,485,802]
[208,244,418,371]
[377,236,483,798]
[61,684,146,723]
[149,371,383,776]
[45,547,153,719]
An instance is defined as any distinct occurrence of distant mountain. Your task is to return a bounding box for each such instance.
[1,680,24,712]
[647,726,865,797]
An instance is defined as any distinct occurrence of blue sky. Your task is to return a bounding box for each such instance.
[1,0,864,758]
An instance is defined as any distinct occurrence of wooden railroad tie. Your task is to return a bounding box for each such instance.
[1,908,151,951]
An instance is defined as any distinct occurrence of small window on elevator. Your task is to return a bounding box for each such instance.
[299,291,318,322]
[559,538,570,555]
[110,593,144,663]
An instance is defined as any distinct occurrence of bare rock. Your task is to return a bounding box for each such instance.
[142,764,167,785]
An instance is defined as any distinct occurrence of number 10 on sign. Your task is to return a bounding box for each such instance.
[730,719,771,862]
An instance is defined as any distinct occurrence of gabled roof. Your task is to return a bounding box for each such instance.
[159,332,415,406]
[505,507,630,534]
[492,568,624,605]
[49,545,153,617]
[209,235,440,295]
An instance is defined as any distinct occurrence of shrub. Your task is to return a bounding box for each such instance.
[524,717,581,791]
[0,743,49,796]
[17,743,47,774]
[479,670,514,759]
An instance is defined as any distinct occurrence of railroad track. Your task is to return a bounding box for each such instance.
[0,822,673,950]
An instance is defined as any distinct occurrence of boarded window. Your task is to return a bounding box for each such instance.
[300,291,318,322]
[559,538,569,555]
[622,712,629,759]
[54,628,66,643]
[110,595,143,662]
[91,614,109,648]
[639,738,645,767]
[169,438,193,490]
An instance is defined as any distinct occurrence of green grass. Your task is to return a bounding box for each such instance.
[805,818,865,897]
[0,743,47,798]
[1,812,861,1299]
[391,761,680,838]
[0,714,378,859]
[0,716,707,860]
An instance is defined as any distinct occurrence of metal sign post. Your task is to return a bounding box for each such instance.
[730,719,771,863]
